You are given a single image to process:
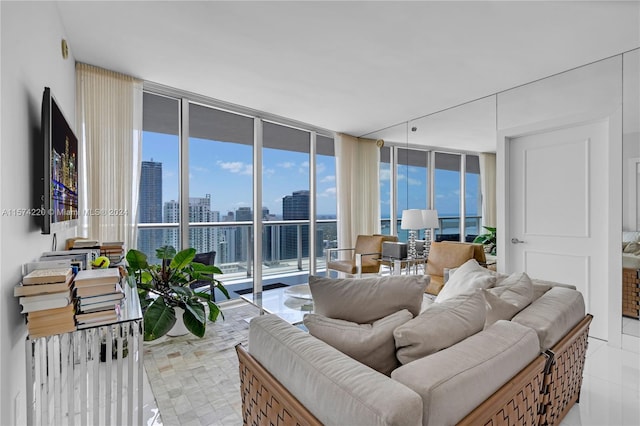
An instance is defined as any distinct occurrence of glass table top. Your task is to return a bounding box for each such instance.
[240,284,313,325]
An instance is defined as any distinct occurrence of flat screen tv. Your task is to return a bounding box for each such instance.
[41,87,78,234]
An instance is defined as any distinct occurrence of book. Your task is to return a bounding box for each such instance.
[78,292,124,306]
[22,267,72,285]
[28,322,76,339]
[14,278,72,297]
[22,259,71,276]
[20,298,71,313]
[76,309,117,323]
[72,239,100,248]
[78,300,122,313]
[74,268,120,287]
[77,318,118,329]
[19,289,71,305]
[27,303,75,319]
[75,283,120,298]
[28,314,75,329]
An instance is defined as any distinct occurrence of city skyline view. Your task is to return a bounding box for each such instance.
[141,131,477,221]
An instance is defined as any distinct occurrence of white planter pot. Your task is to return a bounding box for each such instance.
[167,307,189,337]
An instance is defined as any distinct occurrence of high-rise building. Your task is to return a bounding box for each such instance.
[138,160,163,263]
[163,195,220,256]
[234,207,252,262]
[163,200,180,250]
[281,190,309,259]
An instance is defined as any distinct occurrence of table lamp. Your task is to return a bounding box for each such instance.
[422,209,439,258]
[401,209,425,259]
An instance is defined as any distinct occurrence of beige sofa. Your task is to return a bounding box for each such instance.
[237,267,592,426]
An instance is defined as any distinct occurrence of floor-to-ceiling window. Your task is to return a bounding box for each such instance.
[188,103,254,280]
[397,148,428,241]
[464,155,482,241]
[316,135,337,270]
[138,92,181,264]
[434,152,461,241]
[379,146,481,243]
[262,122,310,279]
[138,88,332,296]
[380,145,392,234]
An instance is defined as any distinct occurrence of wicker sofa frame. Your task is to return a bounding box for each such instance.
[622,268,640,319]
[237,314,592,426]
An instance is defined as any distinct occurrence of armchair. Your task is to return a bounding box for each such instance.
[325,235,385,277]
[424,242,484,295]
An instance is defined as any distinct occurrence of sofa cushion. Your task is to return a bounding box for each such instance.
[308,275,428,323]
[391,320,540,426]
[304,310,412,375]
[249,314,423,426]
[435,259,495,303]
[511,286,585,351]
[394,290,486,365]
[488,271,534,310]
[483,290,520,328]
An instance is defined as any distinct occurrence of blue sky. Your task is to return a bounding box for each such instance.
[142,132,337,217]
[142,132,478,219]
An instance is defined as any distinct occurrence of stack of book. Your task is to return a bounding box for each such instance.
[100,241,125,265]
[74,268,124,329]
[15,267,76,338]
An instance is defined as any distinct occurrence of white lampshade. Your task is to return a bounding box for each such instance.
[422,209,440,229]
[401,209,424,230]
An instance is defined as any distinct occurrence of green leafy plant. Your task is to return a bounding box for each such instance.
[473,226,497,255]
[125,246,229,341]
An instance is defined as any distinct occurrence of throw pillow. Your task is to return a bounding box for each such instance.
[489,271,534,310]
[308,275,428,324]
[394,290,486,365]
[304,309,413,376]
[434,259,495,303]
[483,289,520,328]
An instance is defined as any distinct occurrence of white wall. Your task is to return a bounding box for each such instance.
[496,55,623,345]
[0,2,77,424]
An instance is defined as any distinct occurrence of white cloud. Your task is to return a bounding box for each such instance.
[316,163,326,174]
[264,168,276,177]
[277,161,296,169]
[380,169,391,181]
[408,178,423,186]
[218,160,252,175]
[191,166,209,173]
[318,187,336,197]
[320,175,335,183]
[300,161,309,168]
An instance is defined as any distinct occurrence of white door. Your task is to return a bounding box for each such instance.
[507,120,608,339]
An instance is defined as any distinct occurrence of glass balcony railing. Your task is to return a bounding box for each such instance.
[138,216,478,300]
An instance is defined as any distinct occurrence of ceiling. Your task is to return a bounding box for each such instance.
[56,1,639,151]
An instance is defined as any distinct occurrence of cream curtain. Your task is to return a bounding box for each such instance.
[335,133,381,249]
[479,152,497,227]
[76,63,143,249]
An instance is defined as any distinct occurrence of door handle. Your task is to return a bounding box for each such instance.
[511,238,526,244]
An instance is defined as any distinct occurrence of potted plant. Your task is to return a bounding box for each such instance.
[473,226,496,255]
[125,246,229,341]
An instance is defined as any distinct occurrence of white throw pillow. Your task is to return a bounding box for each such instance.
[435,259,495,303]
[304,309,413,376]
[394,290,486,365]
[489,272,534,310]
[483,290,520,328]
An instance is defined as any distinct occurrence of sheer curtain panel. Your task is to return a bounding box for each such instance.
[335,133,381,249]
[76,63,143,249]
[479,152,497,227]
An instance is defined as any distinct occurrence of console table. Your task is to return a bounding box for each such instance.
[25,283,143,426]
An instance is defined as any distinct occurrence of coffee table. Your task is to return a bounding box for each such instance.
[240,284,313,325]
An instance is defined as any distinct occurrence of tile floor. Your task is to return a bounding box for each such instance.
[141,302,640,426]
